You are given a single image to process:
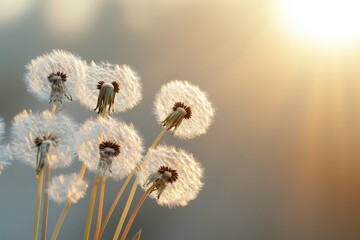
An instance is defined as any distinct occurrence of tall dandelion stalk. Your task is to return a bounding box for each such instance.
[40,103,57,240]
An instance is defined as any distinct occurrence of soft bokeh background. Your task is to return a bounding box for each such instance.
[1,0,360,239]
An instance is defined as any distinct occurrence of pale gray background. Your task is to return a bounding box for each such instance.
[1,0,360,239]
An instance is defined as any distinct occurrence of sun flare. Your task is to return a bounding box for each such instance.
[279,0,360,45]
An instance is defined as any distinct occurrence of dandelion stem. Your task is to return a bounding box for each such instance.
[79,163,87,178]
[41,165,51,240]
[94,176,106,240]
[101,107,106,118]
[51,103,57,114]
[50,163,87,239]
[84,174,100,240]
[98,168,135,239]
[50,201,71,240]
[103,128,167,239]
[112,178,139,240]
[33,168,44,240]
[120,184,154,240]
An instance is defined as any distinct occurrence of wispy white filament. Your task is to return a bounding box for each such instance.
[154,80,215,139]
[76,117,143,180]
[48,173,88,204]
[0,145,11,175]
[138,144,204,208]
[10,110,78,169]
[24,49,86,102]
[78,61,142,112]
[0,117,4,142]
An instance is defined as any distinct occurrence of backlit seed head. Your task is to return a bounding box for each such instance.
[0,146,11,175]
[76,117,143,180]
[154,80,215,139]
[9,110,78,170]
[138,144,204,207]
[0,117,5,142]
[78,61,142,113]
[24,49,86,104]
[48,173,88,204]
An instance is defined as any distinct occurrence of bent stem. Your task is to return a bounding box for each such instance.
[94,176,106,239]
[50,201,71,240]
[84,174,100,240]
[50,163,87,239]
[112,178,139,240]
[33,168,44,240]
[98,168,136,239]
[120,184,155,240]
[51,103,57,114]
[41,164,51,240]
[102,128,167,239]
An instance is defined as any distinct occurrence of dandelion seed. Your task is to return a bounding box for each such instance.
[98,141,121,174]
[143,166,179,199]
[0,146,11,175]
[47,72,72,104]
[76,117,143,179]
[34,134,58,178]
[24,49,86,108]
[48,173,88,204]
[9,110,78,174]
[154,80,214,139]
[0,117,4,142]
[78,62,142,114]
[138,145,204,207]
[94,81,119,114]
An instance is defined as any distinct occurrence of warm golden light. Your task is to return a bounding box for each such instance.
[279,0,360,45]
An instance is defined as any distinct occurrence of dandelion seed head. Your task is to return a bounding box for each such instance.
[138,144,204,208]
[154,80,214,139]
[78,61,142,113]
[0,145,11,175]
[48,173,88,204]
[24,49,86,102]
[76,117,143,180]
[0,117,5,142]
[10,110,78,169]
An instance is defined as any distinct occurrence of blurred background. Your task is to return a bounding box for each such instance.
[1,0,360,239]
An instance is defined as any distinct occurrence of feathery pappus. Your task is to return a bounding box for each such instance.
[154,80,215,139]
[76,117,143,179]
[138,144,204,207]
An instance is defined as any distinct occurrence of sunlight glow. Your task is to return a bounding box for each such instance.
[279,0,360,45]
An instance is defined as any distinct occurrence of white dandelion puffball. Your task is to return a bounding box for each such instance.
[10,110,78,169]
[48,173,88,204]
[24,49,86,102]
[0,145,11,175]
[154,80,214,139]
[0,117,4,142]
[76,117,143,180]
[138,144,204,208]
[78,61,142,112]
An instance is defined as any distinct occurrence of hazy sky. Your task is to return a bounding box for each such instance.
[1,1,360,239]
